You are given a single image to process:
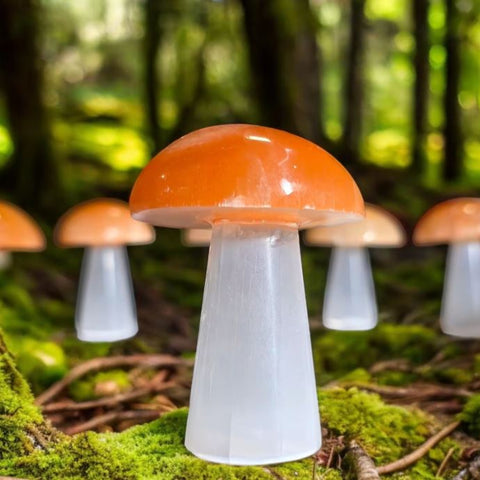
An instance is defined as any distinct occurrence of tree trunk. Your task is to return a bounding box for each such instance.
[443,0,463,181]
[0,0,60,209]
[411,0,430,175]
[239,0,324,144]
[342,0,366,165]
[144,0,163,154]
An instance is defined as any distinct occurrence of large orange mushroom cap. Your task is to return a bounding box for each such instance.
[130,124,364,229]
[304,204,406,248]
[55,198,155,248]
[413,198,480,246]
[0,201,45,251]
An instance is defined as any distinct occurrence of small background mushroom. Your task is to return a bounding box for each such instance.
[304,203,406,331]
[54,198,155,342]
[414,197,480,338]
[0,201,46,268]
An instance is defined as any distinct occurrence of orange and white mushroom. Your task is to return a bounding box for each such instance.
[305,204,406,331]
[55,198,155,342]
[414,198,480,337]
[181,228,212,247]
[0,201,45,267]
[130,124,364,465]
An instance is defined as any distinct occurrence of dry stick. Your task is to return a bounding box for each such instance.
[436,447,455,478]
[64,409,161,435]
[36,354,188,406]
[377,420,460,475]
[0,477,30,480]
[344,440,380,480]
[340,382,473,400]
[42,381,178,413]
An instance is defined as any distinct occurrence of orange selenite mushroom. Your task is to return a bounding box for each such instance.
[0,201,45,252]
[305,204,406,331]
[130,124,365,466]
[55,199,155,342]
[414,198,480,337]
[0,201,45,269]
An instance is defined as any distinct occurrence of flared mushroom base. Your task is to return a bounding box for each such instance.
[76,246,138,342]
[185,223,321,465]
[322,247,377,331]
[441,242,480,338]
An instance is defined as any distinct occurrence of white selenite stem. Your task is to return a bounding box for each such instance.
[441,242,480,338]
[322,246,377,331]
[76,246,138,342]
[185,223,321,465]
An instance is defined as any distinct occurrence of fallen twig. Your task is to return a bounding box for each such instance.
[436,447,455,477]
[338,382,472,400]
[64,409,161,435]
[377,420,460,475]
[450,454,480,480]
[36,354,189,405]
[42,381,177,413]
[343,440,380,479]
[0,477,30,480]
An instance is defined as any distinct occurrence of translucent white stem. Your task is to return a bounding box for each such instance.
[441,242,480,337]
[322,247,377,331]
[185,223,321,465]
[76,246,138,342]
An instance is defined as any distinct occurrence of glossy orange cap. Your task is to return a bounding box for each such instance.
[182,228,212,247]
[130,124,364,229]
[55,198,155,248]
[0,201,45,251]
[414,198,480,245]
[305,204,406,248]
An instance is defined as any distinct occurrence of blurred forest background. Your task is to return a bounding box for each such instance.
[0,0,479,438]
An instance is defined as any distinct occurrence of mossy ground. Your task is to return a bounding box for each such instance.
[0,341,464,480]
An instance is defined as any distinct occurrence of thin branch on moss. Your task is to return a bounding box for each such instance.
[343,440,380,479]
[65,409,161,435]
[0,476,30,480]
[42,381,177,413]
[36,354,189,405]
[377,421,460,475]
[436,446,455,477]
[339,382,472,400]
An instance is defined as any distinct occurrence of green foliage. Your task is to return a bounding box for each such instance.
[458,394,480,438]
[314,323,438,384]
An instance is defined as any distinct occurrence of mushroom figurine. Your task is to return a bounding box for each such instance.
[304,204,406,331]
[54,199,155,342]
[130,124,364,465]
[414,198,480,337]
[181,228,212,247]
[0,201,45,262]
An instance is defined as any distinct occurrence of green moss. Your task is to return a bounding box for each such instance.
[15,339,68,393]
[0,344,58,460]
[432,367,473,385]
[69,369,131,402]
[458,394,480,438]
[314,324,438,383]
[319,387,459,478]
[337,368,372,384]
[376,371,417,386]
